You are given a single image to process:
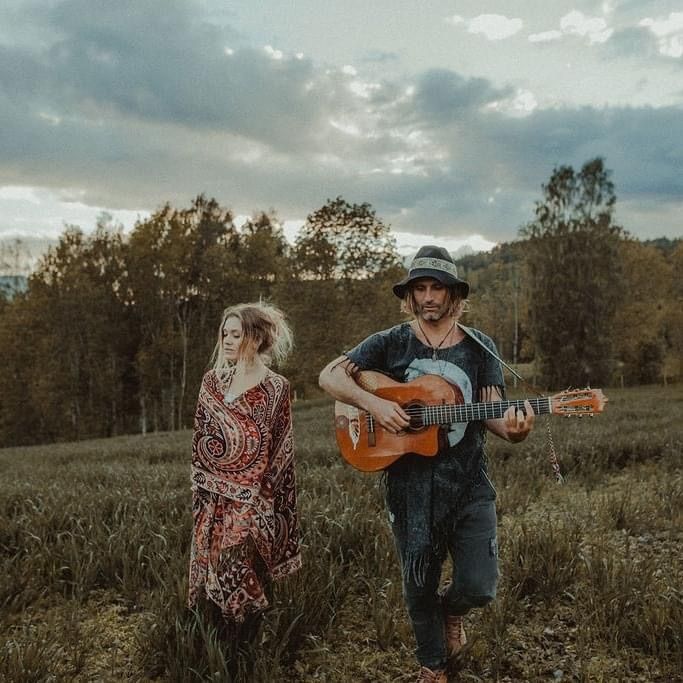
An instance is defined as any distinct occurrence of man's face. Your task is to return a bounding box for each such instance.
[411,277,449,321]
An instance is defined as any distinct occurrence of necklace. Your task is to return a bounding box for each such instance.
[417,318,456,361]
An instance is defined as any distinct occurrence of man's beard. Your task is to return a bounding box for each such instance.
[420,306,446,322]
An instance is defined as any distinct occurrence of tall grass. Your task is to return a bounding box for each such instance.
[0,384,681,681]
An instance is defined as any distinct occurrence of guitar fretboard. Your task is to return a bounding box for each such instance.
[419,397,552,426]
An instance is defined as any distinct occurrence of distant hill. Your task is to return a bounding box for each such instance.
[453,236,682,275]
[0,275,28,298]
[642,237,682,255]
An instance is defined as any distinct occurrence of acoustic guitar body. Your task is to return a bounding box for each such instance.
[334,370,607,472]
[334,371,463,472]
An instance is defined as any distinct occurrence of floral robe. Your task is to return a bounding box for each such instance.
[188,369,301,622]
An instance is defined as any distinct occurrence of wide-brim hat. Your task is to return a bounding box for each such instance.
[393,245,470,298]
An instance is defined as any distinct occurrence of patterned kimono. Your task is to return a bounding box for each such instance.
[188,368,301,622]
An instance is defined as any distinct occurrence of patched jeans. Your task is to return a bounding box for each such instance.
[391,477,499,670]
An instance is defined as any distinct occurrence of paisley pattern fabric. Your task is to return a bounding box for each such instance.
[188,369,301,622]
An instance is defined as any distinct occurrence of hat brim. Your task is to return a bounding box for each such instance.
[392,268,470,298]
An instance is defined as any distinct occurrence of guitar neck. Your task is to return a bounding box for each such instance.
[423,397,552,425]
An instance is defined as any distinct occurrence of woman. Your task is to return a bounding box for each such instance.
[188,302,301,624]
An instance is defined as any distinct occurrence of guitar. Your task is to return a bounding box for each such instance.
[334,371,607,472]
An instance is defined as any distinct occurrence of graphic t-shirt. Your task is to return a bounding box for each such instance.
[345,321,504,463]
[345,320,506,582]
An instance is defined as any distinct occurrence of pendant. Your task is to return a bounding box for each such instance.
[432,350,437,361]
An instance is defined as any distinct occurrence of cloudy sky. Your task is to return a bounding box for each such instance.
[0,0,681,255]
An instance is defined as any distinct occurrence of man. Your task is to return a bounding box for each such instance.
[318,245,535,682]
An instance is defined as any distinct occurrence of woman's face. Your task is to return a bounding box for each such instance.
[221,315,243,361]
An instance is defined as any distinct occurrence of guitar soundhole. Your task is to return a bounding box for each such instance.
[406,402,425,431]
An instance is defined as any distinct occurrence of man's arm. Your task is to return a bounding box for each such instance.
[318,356,410,434]
[480,385,535,443]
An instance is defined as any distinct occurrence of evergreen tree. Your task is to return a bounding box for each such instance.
[521,158,625,388]
[237,211,290,301]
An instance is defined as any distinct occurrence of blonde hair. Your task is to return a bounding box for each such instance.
[401,285,469,319]
[210,302,293,376]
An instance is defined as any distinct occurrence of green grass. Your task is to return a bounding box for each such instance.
[1,384,682,682]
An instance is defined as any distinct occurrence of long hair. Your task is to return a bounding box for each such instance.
[401,285,469,319]
[209,302,293,378]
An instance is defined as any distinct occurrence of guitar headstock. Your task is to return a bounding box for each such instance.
[550,388,608,417]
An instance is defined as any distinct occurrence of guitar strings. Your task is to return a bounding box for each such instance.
[364,399,549,427]
[365,398,546,417]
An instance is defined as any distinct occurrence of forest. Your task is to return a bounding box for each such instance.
[0,158,680,447]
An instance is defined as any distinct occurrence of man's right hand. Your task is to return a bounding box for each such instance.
[319,356,410,434]
[367,395,411,434]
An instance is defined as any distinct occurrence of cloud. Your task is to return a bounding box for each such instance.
[606,25,663,59]
[0,0,681,244]
[468,14,523,41]
[411,69,513,124]
[446,13,523,41]
[560,10,613,44]
[0,185,145,239]
[361,50,400,64]
[485,89,538,116]
[528,30,563,43]
[0,0,364,155]
[528,10,614,47]
[445,15,465,27]
[354,97,683,240]
[639,12,683,58]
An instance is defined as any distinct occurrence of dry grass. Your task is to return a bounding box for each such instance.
[1,384,681,682]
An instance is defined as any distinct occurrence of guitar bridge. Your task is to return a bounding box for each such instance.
[367,413,376,446]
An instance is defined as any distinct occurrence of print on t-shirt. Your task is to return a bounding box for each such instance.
[404,358,472,447]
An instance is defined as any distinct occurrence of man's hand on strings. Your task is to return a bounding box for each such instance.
[503,400,535,443]
[369,396,411,434]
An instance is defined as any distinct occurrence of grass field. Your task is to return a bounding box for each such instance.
[1,385,682,682]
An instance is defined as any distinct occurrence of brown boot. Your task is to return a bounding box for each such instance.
[416,666,447,682]
[444,612,467,657]
[439,582,467,658]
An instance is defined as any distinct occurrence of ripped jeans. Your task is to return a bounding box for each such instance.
[391,478,499,670]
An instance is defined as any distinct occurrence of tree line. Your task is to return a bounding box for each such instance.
[0,159,680,447]
[462,159,681,390]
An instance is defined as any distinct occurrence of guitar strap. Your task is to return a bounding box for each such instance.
[457,323,527,387]
[457,323,564,483]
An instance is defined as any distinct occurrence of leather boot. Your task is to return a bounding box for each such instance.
[439,582,467,657]
[416,666,447,682]
[444,612,467,657]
